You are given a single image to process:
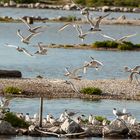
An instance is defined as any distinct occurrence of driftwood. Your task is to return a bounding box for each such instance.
[0,70,22,78]
[35,127,87,138]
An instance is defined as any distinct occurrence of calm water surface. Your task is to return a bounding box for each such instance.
[0,22,139,79]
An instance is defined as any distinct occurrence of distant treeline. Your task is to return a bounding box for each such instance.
[75,0,140,7]
[0,0,140,7]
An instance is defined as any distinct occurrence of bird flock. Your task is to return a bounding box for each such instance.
[3,0,139,83]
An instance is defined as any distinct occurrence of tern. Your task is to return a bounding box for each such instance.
[20,18,44,33]
[100,33,137,44]
[113,108,131,118]
[64,80,81,94]
[17,29,40,44]
[64,67,83,80]
[0,97,10,108]
[124,66,140,83]
[71,0,88,15]
[5,44,33,57]
[83,56,103,73]
[86,12,110,31]
[34,42,47,55]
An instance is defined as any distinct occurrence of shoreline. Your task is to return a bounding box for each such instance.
[0,78,140,101]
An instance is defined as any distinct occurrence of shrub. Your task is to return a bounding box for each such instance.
[4,86,23,94]
[92,41,107,48]
[117,43,133,50]
[95,116,110,124]
[80,87,102,95]
[66,15,76,22]
[4,112,29,128]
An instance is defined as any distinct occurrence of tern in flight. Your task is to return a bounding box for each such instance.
[59,23,93,42]
[5,44,33,57]
[64,67,83,80]
[17,29,40,44]
[71,0,89,15]
[100,33,137,44]
[86,12,110,31]
[83,56,103,73]
[20,18,45,33]
[34,42,47,55]
[124,66,140,83]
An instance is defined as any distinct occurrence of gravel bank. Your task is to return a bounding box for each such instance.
[0,78,140,100]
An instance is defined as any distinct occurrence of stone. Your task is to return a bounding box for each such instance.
[103,119,129,138]
[4,3,9,7]
[9,0,16,6]
[61,118,83,133]
[102,6,110,12]
[133,8,140,13]
[0,120,16,135]
[63,5,71,10]
[35,3,40,8]
[47,126,61,133]
[117,15,126,21]
[0,70,22,78]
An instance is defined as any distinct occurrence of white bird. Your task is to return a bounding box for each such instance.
[113,108,131,118]
[64,67,83,80]
[88,114,93,124]
[5,44,33,57]
[46,114,53,122]
[75,24,94,42]
[58,22,76,32]
[63,80,81,94]
[124,66,140,73]
[59,113,66,122]
[20,18,44,33]
[100,33,137,44]
[86,12,110,31]
[71,0,88,15]
[49,116,60,126]
[17,29,40,44]
[83,57,103,73]
[34,42,47,55]
[25,113,31,122]
[76,116,82,124]
[0,97,10,108]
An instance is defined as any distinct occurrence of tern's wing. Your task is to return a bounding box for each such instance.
[86,13,94,27]
[133,66,140,71]
[4,43,18,48]
[119,33,137,41]
[101,13,110,19]
[75,24,82,35]
[17,29,24,40]
[58,23,73,32]
[72,66,84,76]
[32,26,43,31]
[25,32,40,41]
[94,60,103,66]
[71,0,81,10]
[21,48,33,57]
[20,18,31,29]
[100,33,116,41]
[129,72,136,82]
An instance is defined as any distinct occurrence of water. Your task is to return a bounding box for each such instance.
[0,7,140,19]
[2,98,140,140]
[0,22,140,79]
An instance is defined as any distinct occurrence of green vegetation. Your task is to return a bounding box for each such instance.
[92,40,140,50]
[66,15,77,22]
[4,112,29,128]
[3,86,23,94]
[80,87,102,95]
[95,116,110,124]
[74,0,140,7]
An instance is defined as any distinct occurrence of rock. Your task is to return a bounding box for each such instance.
[9,0,16,6]
[61,118,83,133]
[47,126,61,133]
[35,2,40,8]
[133,8,140,13]
[63,5,71,10]
[0,120,16,135]
[4,3,9,7]
[0,70,22,78]
[103,119,129,138]
[102,6,110,12]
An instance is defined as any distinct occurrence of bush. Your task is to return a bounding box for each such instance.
[4,112,29,128]
[4,86,23,94]
[95,116,110,124]
[80,87,102,95]
[66,15,76,22]
[117,43,133,50]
